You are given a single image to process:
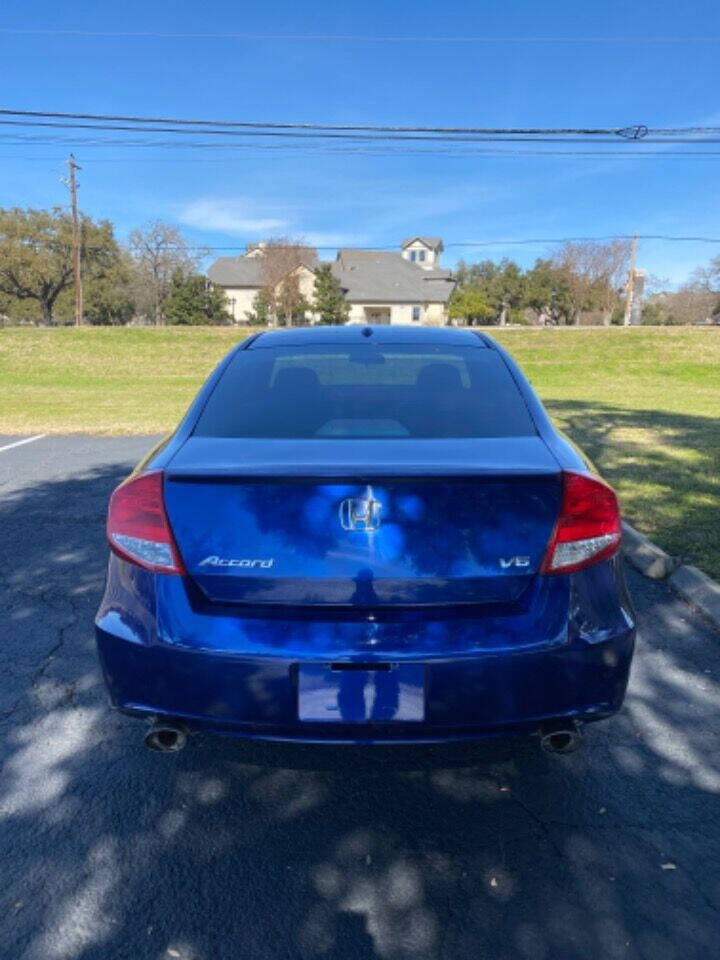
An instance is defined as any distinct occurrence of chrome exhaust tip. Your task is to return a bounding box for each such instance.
[539,722,583,754]
[144,721,188,753]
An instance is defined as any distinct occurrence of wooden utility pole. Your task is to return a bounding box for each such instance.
[68,154,83,326]
[623,234,638,326]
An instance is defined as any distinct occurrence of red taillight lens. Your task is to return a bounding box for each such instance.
[106,470,184,574]
[541,471,621,575]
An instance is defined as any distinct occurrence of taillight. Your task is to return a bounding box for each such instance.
[106,470,184,574]
[541,471,621,575]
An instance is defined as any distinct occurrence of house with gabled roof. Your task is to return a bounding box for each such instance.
[400,236,444,268]
[207,236,455,325]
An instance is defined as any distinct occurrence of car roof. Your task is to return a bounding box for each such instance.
[248,324,489,349]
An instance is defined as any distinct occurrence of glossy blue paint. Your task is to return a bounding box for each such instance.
[95,325,636,744]
[164,475,561,606]
[95,552,634,740]
[165,435,561,478]
[298,664,426,723]
[247,324,487,350]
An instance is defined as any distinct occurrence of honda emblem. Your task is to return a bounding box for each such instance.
[339,497,382,532]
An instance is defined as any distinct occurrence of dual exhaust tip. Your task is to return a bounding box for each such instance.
[142,718,583,754]
[144,721,188,753]
[539,721,583,754]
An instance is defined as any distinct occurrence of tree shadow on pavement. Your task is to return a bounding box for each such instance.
[1,465,720,960]
[546,400,720,579]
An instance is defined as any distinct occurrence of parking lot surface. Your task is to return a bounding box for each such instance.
[2,436,720,960]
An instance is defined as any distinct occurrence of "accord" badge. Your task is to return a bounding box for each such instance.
[199,556,275,569]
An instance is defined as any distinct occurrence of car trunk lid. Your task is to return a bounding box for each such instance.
[164,437,562,607]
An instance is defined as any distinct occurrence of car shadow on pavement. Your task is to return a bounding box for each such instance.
[2,464,720,960]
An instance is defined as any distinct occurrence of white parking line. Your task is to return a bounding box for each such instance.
[0,434,47,454]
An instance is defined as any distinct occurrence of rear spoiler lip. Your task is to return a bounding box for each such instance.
[163,435,566,481]
[164,467,563,481]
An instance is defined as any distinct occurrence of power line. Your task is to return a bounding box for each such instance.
[8,118,689,145]
[1,28,720,43]
[0,108,642,135]
[449,235,720,246]
[114,236,720,251]
[4,134,720,162]
[64,235,720,260]
[4,128,720,160]
[2,109,720,139]
[6,149,720,162]
[3,119,720,151]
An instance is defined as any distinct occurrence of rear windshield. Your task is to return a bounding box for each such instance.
[193,343,536,439]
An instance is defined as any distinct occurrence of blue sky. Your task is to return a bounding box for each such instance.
[1,0,719,285]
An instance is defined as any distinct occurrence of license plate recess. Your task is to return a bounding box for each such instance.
[298,663,425,723]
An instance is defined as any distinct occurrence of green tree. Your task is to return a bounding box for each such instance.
[312,263,349,324]
[641,301,667,325]
[453,258,525,324]
[84,259,135,325]
[245,288,273,325]
[0,206,122,324]
[51,266,135,326]
[448,287,495,325]
[162,270,230,325]
[51,250,135,325]
[523,259,573,324]
[275,273,310,326]
[490,259,525,325]
[454,259,498,289]
[610,302,626,326]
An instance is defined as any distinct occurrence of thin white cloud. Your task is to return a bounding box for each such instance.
[177,197,370,248]
[179,199,288,235]
[301,231,370,248]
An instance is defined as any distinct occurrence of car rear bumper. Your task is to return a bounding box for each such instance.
[95,626,635,743]
[95,556,636,744]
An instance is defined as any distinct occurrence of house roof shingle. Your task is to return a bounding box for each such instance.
[331,250,454,304]
[401,236,443,251]
[207,248,318,286]
[207,257,263,287]
[207,244,454,304]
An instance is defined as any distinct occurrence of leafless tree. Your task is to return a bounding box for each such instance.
[686,255,720,293]
[258,237,316,325]
[553,239,631,324]
[711,254,720,290]
[645,289,718,325]
[655,255,720,323]
[127,221,203,324]
[642,273,671,297]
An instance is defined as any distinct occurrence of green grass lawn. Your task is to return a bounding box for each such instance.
[1,325,719,578]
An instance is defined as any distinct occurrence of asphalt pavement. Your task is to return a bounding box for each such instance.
[1,435,719,960]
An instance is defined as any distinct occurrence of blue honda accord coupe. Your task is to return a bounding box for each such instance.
[95,325,635,753]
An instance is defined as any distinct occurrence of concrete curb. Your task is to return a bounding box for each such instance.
[622,521,720,630]
[622,521,675,580]
[668,565,720,628]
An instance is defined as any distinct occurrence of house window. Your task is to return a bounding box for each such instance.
[412,306,421,321]
[411,250,418,261]
[418,250,426,262]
